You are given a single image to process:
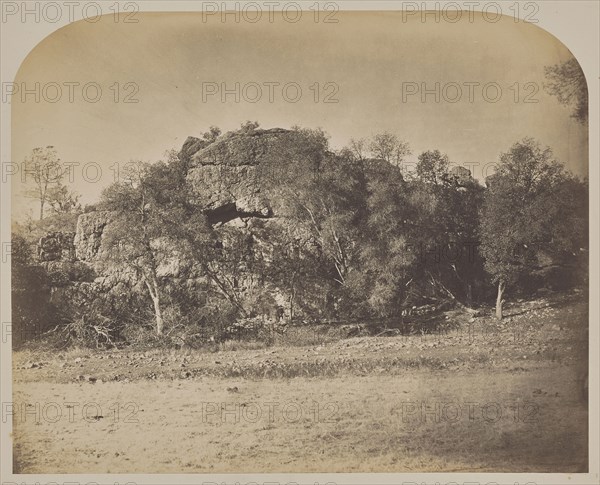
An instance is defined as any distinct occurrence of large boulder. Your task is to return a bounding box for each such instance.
[48,129,310,268]
[184,128,291,221]
[449,165,473,186]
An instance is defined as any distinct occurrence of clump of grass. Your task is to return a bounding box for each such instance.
[185,354,453,379]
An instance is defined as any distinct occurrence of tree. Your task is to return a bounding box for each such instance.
[340,138,483,318]
[544,58,588,124]
[11,233,57,347]
[412,151,485,306]
[416,150,450,185]
[262,127,365,290]
[22,146,64,220]
[99,161,184,335]
[368,132,411,167]
[359,159,416,318]
[47,184,81,215]
[480,138,577,319]
[255,221,327,320]
[348,137,368,162]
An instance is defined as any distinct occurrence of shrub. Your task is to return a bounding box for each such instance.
[11,234,58,348]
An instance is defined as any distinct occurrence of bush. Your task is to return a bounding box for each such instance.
[12,264,58,348]
[11,234,58,348]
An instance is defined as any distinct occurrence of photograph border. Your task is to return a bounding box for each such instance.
[1,1,598,484]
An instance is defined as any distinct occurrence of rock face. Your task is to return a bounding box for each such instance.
[74,211,112,261]
[67,128,291,263]
[184,128,291,223]
[62,129,293,264]
[41,129,303,267]
[38,232,76,262]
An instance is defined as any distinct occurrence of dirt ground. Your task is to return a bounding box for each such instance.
[11,291,589,473]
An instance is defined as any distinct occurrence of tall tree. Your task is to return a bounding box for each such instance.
[416,150,450,185]
[22,146,64,220]
[348,137,368,162]
[274,129,365,289]
[99,160,198,335]
[412,151,484,306]
[359,159,416,318]
[480,138,579,319]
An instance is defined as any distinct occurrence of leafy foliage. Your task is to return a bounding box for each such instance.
[544,58,588,124]
[480,138,586,317]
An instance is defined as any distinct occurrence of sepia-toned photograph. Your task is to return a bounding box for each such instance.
[1,1,597,482]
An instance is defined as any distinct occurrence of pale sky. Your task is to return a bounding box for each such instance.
[12,11,588,218]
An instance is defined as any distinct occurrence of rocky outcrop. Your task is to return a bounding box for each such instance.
[449,165,473,185]
[73,211,112,261]
[35,128,315,322]
[38,232,76,262]
[61,129,294,264]
[39,129,306,268]
[184,128,291,222]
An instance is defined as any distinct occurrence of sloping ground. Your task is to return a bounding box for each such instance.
[11,290,588,473]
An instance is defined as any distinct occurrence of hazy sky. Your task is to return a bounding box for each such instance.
[12,11,588,218]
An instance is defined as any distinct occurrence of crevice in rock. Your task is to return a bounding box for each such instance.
[206,203,272,226]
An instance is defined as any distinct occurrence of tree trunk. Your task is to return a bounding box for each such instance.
[144,277,164,336]
[289,273,296,321]
[151,292,164,336]
[39,200,44,220]
[495,280,505,320]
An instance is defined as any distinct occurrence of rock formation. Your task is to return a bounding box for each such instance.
[73,211,112,261]
[183,128,291,223]
[35,127,312,327]
[38,232,76,262]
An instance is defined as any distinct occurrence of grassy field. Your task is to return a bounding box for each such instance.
[11,291,588,473]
